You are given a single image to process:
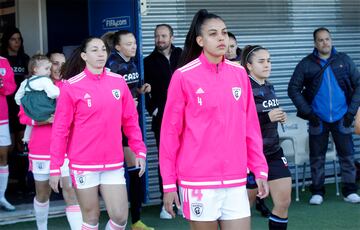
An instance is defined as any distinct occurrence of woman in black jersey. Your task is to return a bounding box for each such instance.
[105,30,153,230]
[0,27,29,141]
[241,45,291,230]
[0,26,30,196]
[225,32,270,218]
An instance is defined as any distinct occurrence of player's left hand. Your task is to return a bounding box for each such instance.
[140,83,151,93]
[136,157,146,177]
[256,178,269,199]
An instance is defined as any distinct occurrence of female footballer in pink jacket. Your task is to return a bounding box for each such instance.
[18,52,82,230]
[160,9,269,230]
[0,56,16,211]
[49,38,147,230]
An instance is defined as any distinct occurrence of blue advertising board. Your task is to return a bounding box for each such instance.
[88,0,135,36]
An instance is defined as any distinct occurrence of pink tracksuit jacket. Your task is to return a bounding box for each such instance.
[0,56,16,126]
[160,52,268,193]
[50,68,146,175]
[18,80,64,161]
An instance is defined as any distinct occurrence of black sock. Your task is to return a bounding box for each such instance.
[269,213,288,230]
[128,168,143,224]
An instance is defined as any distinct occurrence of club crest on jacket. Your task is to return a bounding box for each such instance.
[232,87,241,101]
[112,89,121,100]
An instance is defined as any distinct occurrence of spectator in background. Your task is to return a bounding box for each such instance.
[143,24,182,219]
[0,56,16,211]
[0,26,30,150]
[225,32,241,63]
[0,26,30,196]
[288,27,360,205]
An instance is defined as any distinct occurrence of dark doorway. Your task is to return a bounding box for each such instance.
[46,0,89,53]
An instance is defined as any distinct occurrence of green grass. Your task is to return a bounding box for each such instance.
[1,183,359,229]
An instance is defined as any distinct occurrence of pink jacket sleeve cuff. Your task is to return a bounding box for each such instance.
[136,152,146,159]
[163,183,177,193]
[255,171,268,180]
[50,169,61,176]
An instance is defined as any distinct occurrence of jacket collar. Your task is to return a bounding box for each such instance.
[84,67,107,79]
[198,51,225,73]
[110,49,132,63]
[312,46,337,61]
[248,75,268,86]
[152,44,176,57]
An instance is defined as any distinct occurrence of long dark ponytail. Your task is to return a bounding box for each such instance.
[177,9,224,68]
[61,37,103,79]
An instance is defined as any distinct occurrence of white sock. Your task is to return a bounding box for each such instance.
[33,198,49,230]
[105,219,126,230]
[0,165,9,199]
[81,222,98,230]
[66,205,83,230]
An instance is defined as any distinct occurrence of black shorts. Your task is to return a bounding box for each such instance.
[246,148,291,189]
[267,148,291,181]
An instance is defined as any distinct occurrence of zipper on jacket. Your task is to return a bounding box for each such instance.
[215,63,224,126]
[326,68,333,122]
[97,75,106,156]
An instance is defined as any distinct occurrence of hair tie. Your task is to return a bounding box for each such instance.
[245,46,263,63]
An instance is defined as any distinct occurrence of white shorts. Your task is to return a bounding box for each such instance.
[30,158,71,181]
[179,186,250,221]
[70,168,126,189]
[0,123,11,146]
